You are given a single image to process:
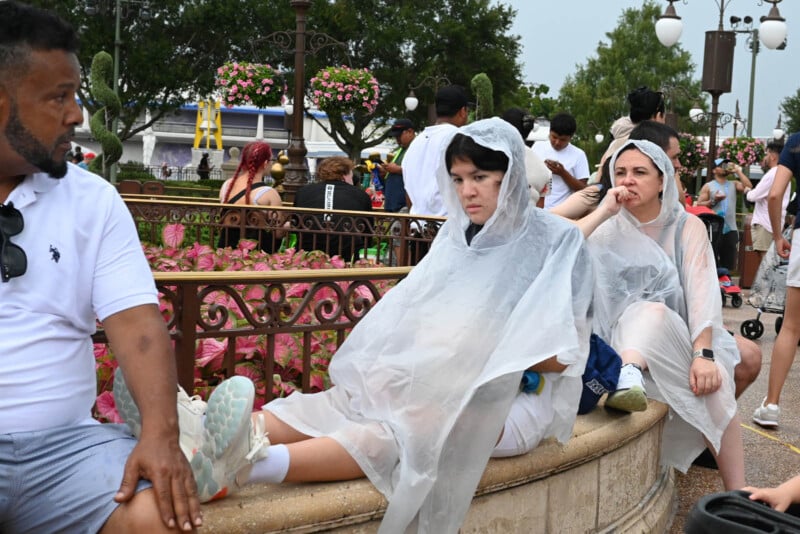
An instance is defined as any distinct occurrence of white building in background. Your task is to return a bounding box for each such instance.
[73,102,398,180]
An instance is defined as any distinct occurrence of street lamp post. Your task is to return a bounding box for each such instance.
[259,0,347,202]
[404,75,451,125]
[656,0,787,180]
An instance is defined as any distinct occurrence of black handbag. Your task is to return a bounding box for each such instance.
[685,490,800,533]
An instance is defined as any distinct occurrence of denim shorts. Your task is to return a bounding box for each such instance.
[0,422,150,534]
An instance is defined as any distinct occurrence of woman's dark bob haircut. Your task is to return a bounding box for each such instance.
[445,133,509,174]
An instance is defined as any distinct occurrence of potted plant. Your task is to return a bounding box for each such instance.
[309,65,380,114]
[215,62,284,108]
[717,136,766,168]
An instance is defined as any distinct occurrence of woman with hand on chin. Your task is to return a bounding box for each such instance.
[580,140,745,491]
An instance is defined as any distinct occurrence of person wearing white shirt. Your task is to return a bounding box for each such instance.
[531,112,591,209]
[402,85,471,217]
[746,140,789,263]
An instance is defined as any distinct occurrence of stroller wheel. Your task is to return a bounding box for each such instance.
[776,316,783,334]
[731,294,743,308]
[741,320,764,340]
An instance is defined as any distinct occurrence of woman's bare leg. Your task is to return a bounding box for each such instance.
[256,410,365,482]
[706,413,745,490]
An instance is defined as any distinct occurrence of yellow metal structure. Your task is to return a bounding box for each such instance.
[193,99,223,149]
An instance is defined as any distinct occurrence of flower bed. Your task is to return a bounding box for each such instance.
[94,224,397,421]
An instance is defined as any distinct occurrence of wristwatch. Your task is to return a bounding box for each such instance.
[692,348,715,361]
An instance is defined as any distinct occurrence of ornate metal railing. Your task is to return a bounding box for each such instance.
[124,198,444,267]
[93,268,410,404]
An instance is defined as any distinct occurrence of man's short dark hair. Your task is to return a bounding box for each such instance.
[549,113,577,137]
[629,120,679,152]
[766,140,784,154]
[0,1,79,82]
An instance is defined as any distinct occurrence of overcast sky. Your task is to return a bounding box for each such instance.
[502,0,799,138]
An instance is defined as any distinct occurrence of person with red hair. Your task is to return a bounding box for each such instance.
[218,141,282,251]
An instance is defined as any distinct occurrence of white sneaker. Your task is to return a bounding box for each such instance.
[605,363,648,413]
[113,367,207,459]
[752,398,780,428]
[190,376,270,502]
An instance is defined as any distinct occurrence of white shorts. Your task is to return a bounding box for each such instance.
[788,229,800,287]
[491,375,555,458]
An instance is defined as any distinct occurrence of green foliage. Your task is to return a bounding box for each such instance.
[781,87,800,136]
[505,83,558,119]
[470,73,494,120]
[557,1,703,161]
[88,51,123,177]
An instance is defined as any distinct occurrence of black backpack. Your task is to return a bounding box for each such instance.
[686,490,800,533]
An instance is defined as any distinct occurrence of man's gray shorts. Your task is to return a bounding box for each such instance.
[1,422,150,533]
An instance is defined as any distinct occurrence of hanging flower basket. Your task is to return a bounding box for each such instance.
[678,132,708,179]
[717,136,766,168]
[309,66,380,115]
[215,62,284,108]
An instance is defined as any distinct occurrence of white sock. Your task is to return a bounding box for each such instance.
[247,444,290,484]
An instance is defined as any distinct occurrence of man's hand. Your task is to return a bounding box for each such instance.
[689,357,721,396]
[115,433,202,531]
[382,162,401,174]
[544,159,566,176]
[774,234,792,259]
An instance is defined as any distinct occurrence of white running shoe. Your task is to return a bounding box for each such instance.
[605,363,648,413]
[190,376,270,502]
[113,367,207,459]
[752,398,780,428]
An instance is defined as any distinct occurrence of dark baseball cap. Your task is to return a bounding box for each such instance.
[435,85,474,116]
[389,118,414,137]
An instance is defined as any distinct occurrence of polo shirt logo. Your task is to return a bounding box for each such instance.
[50,245,60,263]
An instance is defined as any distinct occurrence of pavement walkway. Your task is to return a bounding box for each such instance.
[669,297,800,532]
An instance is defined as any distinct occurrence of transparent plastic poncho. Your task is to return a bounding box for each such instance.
[588,140,740,471]
[267,118,593,532]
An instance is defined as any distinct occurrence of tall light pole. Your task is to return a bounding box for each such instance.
[260,0,347,202]
[656,0,787,180]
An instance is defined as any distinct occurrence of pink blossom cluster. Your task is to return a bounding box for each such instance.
[309,65,380,114]
[677,133,708,179]
[717,137,766,168]
[93,223,396,422]
[215,62,283,108]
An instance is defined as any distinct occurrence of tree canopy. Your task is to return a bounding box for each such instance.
[781,87,800,136]
[556,1,704,162]
[29,0,523,161]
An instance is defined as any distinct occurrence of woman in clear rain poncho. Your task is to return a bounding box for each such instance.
[583,139,745,490]
[242,118,593,532]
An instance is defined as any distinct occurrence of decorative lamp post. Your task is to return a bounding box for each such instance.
[585,121,605,144]
[773,115,785,141]
[259,0,348,202]
[85,0,151,183]
[404,75,451,125]
[656,0,787,179]
[659,83,699,130]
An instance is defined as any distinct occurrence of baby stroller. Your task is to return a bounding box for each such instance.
[740,230,790,340]
[688,206,743,308]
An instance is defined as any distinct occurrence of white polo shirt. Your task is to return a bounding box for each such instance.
[531,141,590,209]
[1,165,157,433]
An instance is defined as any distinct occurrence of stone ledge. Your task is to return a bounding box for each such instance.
[201,400,670,533]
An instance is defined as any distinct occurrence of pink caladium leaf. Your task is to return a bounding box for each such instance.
[95,391,123,423]
[162,223,186,249]
[196,338,226,369]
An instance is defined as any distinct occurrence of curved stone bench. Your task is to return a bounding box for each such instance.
[201,400,672,533]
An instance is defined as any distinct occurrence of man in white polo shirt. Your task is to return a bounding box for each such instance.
[532,112,591,209]
[0,3,204,532]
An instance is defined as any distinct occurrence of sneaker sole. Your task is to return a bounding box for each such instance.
[191,376,254,502]
[113,367,142,437]
[752,416,779,428]
[605,386,648,413]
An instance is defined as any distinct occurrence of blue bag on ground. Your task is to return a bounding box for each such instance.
[578,333,622,414]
